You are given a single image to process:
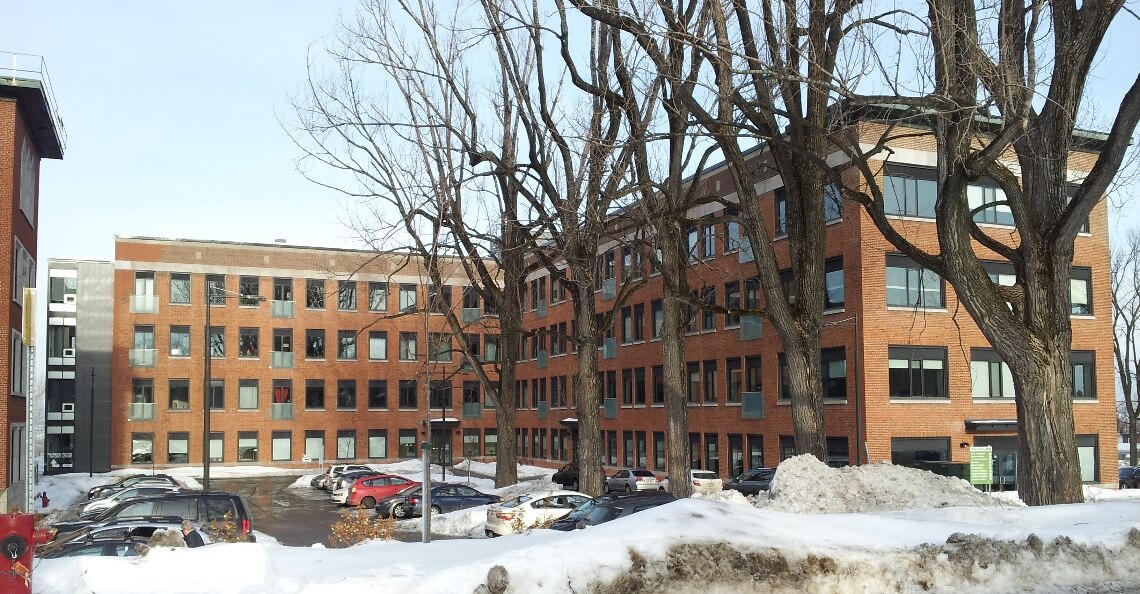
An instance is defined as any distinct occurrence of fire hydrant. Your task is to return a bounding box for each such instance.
[37,492,49,509]
[0,513,36,594]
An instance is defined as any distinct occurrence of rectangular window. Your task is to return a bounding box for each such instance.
[338,280,357,310]
[774,188,788,235]
[888,346,948,398]
[273,328,292,353]
[239,276,261,306]
[891,437,949,467]
[654,432,666,471]
[826,436,850,467]
[304,430,324,461]
[205,274,225,305]
[780,435,796,461]
[399,429,417,458]
[624,431,635,467]
[687,225,699,262]
[305,379,325,410]
[131,433,153,464]
[337,430,356,459]
[886,254,944,308]
[167,432,190,464]
[749,434,764,468]
[622,369,634,405]
[400,332,418,361]
[725,282,741,327]
[168,379,190,410]
[238,432,259,462]
[780,348,846,400]
[272,431,292,461]
[634,367,646,405]
[306,279,325,309]
[209,379,225,410]
[970,349,1014,399]
[726,358,742,403]
[273,278,293,302]
[632,303,645,341]
[824,183,843,222]
[968,182,1014,226]
[170,326,191,357]
[745,356,762,392]
[272,379,292,403]
[399,380,418,409]
[337,330,357,360]
[368,380,388,409]
[651,299,664,339]
[305,329,325,359]
[369,282,388,311]
[208,326,225,358]
[428,284,451,314]
[337,380,357,410]
[1071,267,1092,315]
[701,287,716,331]
[621,307,633,344]
[430,380,452,409]
[463,381,480,404]
[883,165,937,218]
[604,250,616,280]
[687,362,701,404]
[724,208,742,252]
[701,222,715,259]
[238,379,258,410]
[705,433,720,474]
[369,331,387,361]
[653,365,664,405]
[238,327,259,358]
[1072,351,1095,399]
[399,284,417,311]
[824,258,844,310]
[170,273,191,304]
[428,333,453,362]
[361,429,386,459]
[703,360,718,403]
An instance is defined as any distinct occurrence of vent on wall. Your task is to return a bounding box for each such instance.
[62,348,76,358]
[63,294,76,304]
[61,403,74,413]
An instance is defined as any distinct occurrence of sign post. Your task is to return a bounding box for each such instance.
[969,446,993,490]
[421,441,432,544]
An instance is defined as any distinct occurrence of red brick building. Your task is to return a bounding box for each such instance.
[0,53,64,509]
[510,121,1115,487]
[110,237,500,470]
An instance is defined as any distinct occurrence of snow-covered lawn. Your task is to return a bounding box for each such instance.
[29,456,1140,593]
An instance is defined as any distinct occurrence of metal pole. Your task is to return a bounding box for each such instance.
[421,441,431,544]
[441,397,447,481]
[203,281,212,493]
[89,367,95,478]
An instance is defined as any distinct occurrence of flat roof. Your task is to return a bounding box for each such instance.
[0,77,64,159]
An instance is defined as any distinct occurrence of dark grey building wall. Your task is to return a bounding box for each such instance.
[70,261,114,474]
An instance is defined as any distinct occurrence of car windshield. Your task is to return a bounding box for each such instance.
[631,470,655,478]
[500,495,532,509]
[583,505,619,525]
[692,471,718,480]
[1121,468,1134,478]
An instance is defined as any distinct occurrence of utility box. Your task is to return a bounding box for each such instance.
[0,513,36,594]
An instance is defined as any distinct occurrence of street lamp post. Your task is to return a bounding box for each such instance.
[203,280,265,492]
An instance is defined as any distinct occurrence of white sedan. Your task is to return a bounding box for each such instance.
[690,469,723,494]
[485,490,590,537]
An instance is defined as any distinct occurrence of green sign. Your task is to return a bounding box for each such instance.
[969,446,993,485]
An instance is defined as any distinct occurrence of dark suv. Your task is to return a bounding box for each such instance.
[1120,466,1140,489]
[552,463,580,490]
[724,468,776,495]
[52,492,254,542]
[575,493,675,529]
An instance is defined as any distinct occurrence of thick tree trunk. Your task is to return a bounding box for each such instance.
[659,233,691,498]
[493,347,519,488]
[1011,345,1083,505]
[572,277,603,496]
[782,342,826,459]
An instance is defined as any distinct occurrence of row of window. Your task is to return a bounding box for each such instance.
[129,377,494,415]
[130,428,501,464]
[128,272,489,314]
[128,326,500,363]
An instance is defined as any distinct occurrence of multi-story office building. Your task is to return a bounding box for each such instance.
[1,53,64,508]
[108,237,500,469]
[44,260,114,474]
[510,120,1115,487]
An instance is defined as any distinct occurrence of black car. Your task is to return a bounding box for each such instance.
[549,492,672,531]
[1120,466,1140,489]
[551,463,580,490]
[373,484,422,519]
[407,484,500,517]
[724,468,776,495]
[52,491,255,542]
[575,493,676,529]
[87,474,179,499]
[38,535,151,559]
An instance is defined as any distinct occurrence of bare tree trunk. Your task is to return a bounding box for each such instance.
[659,230,691,498]
[572,278,603,495]
[782,343,826,458]
[1013,346,1082,503]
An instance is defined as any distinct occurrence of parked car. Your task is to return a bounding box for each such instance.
[548,492,667,531]
[690,470,723,494]
[321,464,374,491]
[78,485,185,518]
[40,516,189,550]
[1120,466,1140,489]
[485,490,590,537]
[575,493,676,529]
[724,468,776,495]
[38,535,151,559]
[406,484,501,517]
[342,474,419,508]
[604,468,663,493]
[330,469,380,495]
[551,463,580,490]
[52,491,255,542]
[373,484,422,519]
[87,474,180,500]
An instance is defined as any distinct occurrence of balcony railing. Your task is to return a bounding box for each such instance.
[602,338,617,359]
[130,402,155,420]
[742,392,764,419]
[271,300,295,318]
[604,398,618,419]
[602,278,616,300]
[271,403,294,420]
[129,349,156,367]
[462,402,482,418]
[537,350,548,369]
[129,294,157,313]
[537,300,547,319]
[740,316,762,341]
[271,351,294,369]
[461,308,481,323]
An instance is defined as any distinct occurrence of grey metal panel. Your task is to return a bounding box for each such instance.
[74,261,114,473]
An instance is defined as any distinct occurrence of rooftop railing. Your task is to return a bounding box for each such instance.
[2,51,67,149]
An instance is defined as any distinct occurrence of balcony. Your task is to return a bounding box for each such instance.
[740,316,762,341]
[270,352,294,369]
[537,300,547,319]
[742,392,764,419]
[602,278,616,300]
[463,402,482,418]
[129,294,157,314]
[271,300,295,318]
[461,308,481,323]
[128,349,156,368]
[130,402,155,421]
[537,350,548,369]
[271,402,294,420]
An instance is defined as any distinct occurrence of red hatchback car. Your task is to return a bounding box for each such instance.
[346,474,420,508]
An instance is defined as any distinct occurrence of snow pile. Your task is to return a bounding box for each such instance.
[763,455,1007,513]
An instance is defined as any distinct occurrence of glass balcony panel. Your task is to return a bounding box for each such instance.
[130,294,157,313]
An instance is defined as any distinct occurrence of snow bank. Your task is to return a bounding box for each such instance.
[763,455,1006,513]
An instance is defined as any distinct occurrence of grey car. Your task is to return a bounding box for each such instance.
[724,468,776,495]
[603,468,664,493]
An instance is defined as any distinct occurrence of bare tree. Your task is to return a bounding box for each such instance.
[1113,230,1140,466]
[290,0,529,487]
[841,0,1140,504]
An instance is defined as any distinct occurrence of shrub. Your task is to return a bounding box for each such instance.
[329,506,397,547]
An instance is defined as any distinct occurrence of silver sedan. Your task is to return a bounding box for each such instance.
[603,468,664,493]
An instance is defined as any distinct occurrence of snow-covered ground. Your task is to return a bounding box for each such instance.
[29,456,1140,593]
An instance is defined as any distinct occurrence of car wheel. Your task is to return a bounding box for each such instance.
[486,529,498,538]
[1122,482,1129,490]
[571,480,579,491]
[393,504,408,519]
[658,487,665,492]
[624,484,632,492]
[361,497,376,508]
[603,483,611,494]
[430,506,441,517]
